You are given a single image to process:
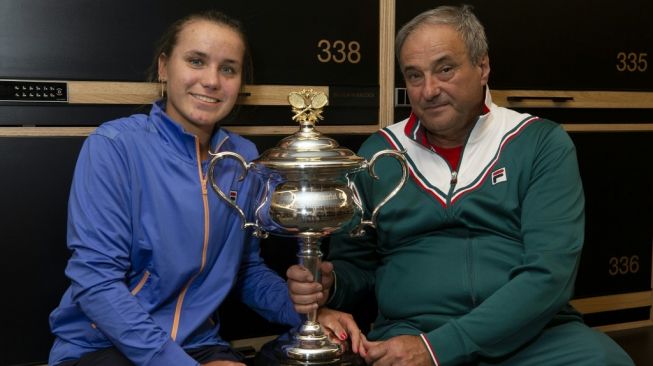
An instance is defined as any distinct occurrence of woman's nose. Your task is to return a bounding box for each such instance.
[201,69,221,89]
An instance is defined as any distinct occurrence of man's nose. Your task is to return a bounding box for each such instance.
[422,74,441,99]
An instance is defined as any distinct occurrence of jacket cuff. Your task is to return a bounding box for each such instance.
[419,333,440,366]
[147,339,198,366]
[424,322,471,366]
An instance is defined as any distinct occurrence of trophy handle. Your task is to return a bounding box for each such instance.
[351,149,408,237]
[207,151,267,238]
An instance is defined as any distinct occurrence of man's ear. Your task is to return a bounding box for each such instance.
[479,54,490,86]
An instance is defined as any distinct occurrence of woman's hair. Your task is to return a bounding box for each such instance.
[147,9,253,85]
[395,4,488,66]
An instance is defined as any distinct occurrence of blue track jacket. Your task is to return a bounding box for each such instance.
[49,101,301,366]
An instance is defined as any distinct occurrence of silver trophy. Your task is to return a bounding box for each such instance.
[208,89,407,365]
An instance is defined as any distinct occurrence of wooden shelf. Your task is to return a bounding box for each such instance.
[571,291,653,315]
[0,125,379,137]
[67,81,328,106]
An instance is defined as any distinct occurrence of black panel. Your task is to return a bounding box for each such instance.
[0,103,377,127]
[0,137,83,366]
[0,0,379,126]
[395,0,653,91]
[0,0,378,86]
[0,104,150,126]
[395,106,653,127]
[571,132,653,298]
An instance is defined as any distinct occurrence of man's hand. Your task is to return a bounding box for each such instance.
[317,307,364,354]
[286,262,335,313]
[362,335,432,366]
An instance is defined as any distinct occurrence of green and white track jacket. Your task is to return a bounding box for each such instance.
[328,90,585,365]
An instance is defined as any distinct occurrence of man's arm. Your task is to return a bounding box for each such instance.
[422,124,585,365]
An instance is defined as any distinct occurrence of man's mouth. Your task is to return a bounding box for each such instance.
[424,103,447,110]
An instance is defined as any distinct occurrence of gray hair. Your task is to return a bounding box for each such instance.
[395,4,488,66]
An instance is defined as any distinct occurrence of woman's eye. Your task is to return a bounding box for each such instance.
[188,58,203,67]
[220,65,238,75]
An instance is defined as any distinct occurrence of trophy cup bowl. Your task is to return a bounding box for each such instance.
[208,89,407,365]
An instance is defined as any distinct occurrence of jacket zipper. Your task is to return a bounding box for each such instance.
[170,137,211,341]
[436,135,476,306]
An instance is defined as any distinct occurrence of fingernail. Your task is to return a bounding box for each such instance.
[339,332,347,340]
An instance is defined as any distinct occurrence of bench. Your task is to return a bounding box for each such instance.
[571,290,653,364]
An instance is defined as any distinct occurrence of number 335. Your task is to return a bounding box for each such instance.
[616,52,648,72]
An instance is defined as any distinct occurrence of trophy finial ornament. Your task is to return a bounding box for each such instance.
[289,89,328,125]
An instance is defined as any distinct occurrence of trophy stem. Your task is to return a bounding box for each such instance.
[298,236,322,323]
[281,235,342,364]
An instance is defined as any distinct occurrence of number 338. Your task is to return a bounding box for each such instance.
[317,40,361,64]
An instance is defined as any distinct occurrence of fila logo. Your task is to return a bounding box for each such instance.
[229,190,238,201]
[491,167,507,185]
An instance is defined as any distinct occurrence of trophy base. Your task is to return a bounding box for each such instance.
[281,342,342,365]
[255,332,364,366]
[282,322,343,365]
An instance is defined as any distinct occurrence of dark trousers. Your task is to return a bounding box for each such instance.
[56,344,244,366]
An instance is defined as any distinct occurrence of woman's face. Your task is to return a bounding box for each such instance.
[158,19,244,138]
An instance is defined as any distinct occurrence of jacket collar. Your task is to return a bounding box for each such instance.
[150,100,230,161]
[403,87,493,149]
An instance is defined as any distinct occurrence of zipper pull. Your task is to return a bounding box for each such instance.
[450,171,458,185]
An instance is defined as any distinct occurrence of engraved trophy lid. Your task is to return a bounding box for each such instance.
[254,89,365,171]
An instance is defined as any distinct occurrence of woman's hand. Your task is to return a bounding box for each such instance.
[317,307,365,355]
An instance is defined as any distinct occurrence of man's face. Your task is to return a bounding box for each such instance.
[400,24,489,147]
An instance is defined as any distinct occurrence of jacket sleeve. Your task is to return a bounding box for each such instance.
[423,125,585,365]
[234,234,303,327]
[65,132,198,366]
[233,152,302,328]
[327,135,383,312]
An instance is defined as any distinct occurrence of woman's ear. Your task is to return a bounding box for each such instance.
[157,53,168,82]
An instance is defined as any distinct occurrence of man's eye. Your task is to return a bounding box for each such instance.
[405,73,422,83]
[437,66,455,80]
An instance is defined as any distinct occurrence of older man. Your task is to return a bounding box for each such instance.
[287,5,634,366]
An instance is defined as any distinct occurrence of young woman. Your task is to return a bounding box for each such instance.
[48,10,300,366]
